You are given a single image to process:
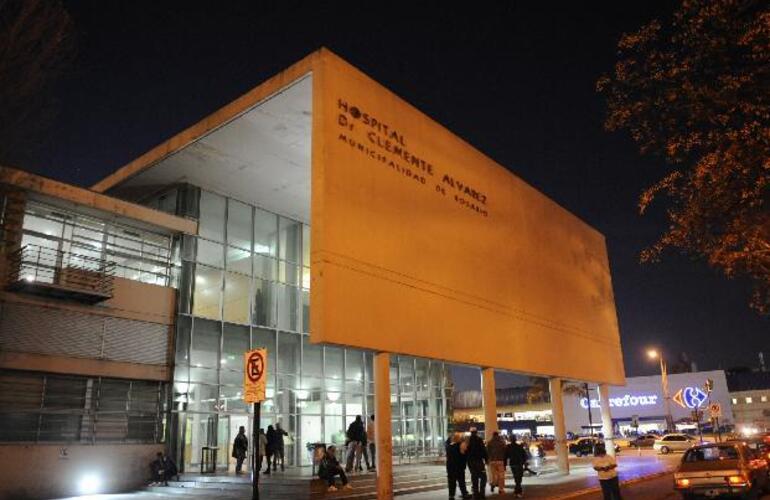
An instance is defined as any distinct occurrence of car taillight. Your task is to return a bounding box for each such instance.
[726,475,746,485]
[676,478,690,488]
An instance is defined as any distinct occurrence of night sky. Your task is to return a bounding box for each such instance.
[7,1,768,390]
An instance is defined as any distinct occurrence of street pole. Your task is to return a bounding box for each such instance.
[660,357,673,432]
[253,402,260,500]
[584,383,594,436]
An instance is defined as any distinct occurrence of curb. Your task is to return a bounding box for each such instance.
[545,468,675,499]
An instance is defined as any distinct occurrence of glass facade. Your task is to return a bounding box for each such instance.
[169,189,449,470]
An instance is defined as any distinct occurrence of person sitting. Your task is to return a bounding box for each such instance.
[149,452,178,486]
[318,445,353,492]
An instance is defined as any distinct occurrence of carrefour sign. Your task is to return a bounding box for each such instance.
[673,387,708,409]
[580,394,659,409]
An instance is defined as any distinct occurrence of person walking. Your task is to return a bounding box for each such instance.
[592,444,623,500]
[486,431,506,495]
[232,426,249,474]
[264,425,275,474]
[505,435,528,498]
[272,422,289,471]
[466,427,488,499]
[367,414,376,470]
[446,433,472,500]
[257,428,267,473]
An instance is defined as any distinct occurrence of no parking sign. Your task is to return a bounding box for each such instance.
[243,348,267,403]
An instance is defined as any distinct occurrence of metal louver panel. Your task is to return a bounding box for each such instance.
[103,317,168,365]
[0,303,169,366]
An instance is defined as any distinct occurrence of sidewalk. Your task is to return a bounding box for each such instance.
[401,452,680,499]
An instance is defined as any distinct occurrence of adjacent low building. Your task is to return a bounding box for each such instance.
[727,371,770,435]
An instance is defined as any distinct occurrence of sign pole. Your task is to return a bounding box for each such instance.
[253,401,260,500]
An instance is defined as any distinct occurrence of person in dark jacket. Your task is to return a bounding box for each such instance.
[445,433,472,500]
[270,423,289,471]
[149,452,178,486]
[345,415,366,472]
[505,435,529,498]
[264,425,275,474]
[232,426,248,474]
[318,445,353,492]
[466,428,488,499]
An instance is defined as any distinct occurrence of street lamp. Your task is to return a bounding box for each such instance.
[647,349,674,432]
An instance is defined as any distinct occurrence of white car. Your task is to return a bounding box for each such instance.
[653,433,696,454]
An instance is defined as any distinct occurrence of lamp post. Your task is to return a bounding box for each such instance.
[647,349,674,432]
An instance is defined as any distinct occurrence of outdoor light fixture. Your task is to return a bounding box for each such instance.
[77,473,102,495]
[296,389,309,400]
[647,349,659,360]
[327,391,340,402]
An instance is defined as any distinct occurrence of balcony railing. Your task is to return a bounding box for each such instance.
[6,244,116,303]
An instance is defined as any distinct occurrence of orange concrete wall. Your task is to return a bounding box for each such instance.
[0,443,163,500]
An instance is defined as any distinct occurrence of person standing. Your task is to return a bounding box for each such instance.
[466,427,488,499]
[592,444,623,500]
[505,435,528,498]
[446,433,472,500]
[257,428,267,473]
[486,431,506,495]
[367,414,376,469]
[272,423,289,471]
[232,426,249,474]
[345,415,366,472]
[264,425,275,474]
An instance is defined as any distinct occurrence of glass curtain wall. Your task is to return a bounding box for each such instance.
[171,188,448,470]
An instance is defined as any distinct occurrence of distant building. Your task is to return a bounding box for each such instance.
[727,371,770,434]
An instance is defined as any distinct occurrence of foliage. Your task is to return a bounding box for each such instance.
[597,0,770,313]
[0,0,75,160]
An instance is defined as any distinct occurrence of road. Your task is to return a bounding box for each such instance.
[571,472,770,500]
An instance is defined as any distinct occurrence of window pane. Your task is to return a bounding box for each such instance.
[302,224,310,267]
[252,328,276,371]
[227,199,252,250]
[252,278,275,327]
[301,289,310,334]
[346,350,363,381]
[188,384,219,412]
[325,346,343,380]
[190,318,220,368]
[253,254,276,281]
[279,217,301,263]
[279,261,300,286]
[254,208,277,256]
[175,315,192,366]
[277,332,300,374]
[193,266,222,320]
[199,191,225,242]
[226,246,251,275]
[222,323,249,366]
[276,284,298,331]
[302,336,323,377]
[197,239,224,268]
[223,271,250,324]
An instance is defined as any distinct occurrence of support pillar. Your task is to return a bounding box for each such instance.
[481,368,498,437]
[549,377,569,475]
[598,383,615,457]
[374,352,393,500]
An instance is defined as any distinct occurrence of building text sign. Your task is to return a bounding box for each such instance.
[310,49,624,384]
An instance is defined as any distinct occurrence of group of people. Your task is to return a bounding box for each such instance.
[446,428,532,499]
[231,423,288,474]
[344,414,376,473]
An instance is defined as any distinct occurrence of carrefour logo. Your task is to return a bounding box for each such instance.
[673,387,708,409]
[580,394,659,409]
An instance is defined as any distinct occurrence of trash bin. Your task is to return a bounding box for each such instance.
[200,446,218,474]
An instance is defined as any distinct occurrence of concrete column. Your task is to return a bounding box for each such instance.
[598,383,615,457]
[481,367,498,437]
[374,352,393,499]
[549,377,569,474]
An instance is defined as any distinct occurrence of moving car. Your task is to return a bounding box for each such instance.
[568,436,621,457]
[654,433,697,454]
[629,434,659,448]
[674,442,769,499]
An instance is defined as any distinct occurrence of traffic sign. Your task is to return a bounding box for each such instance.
[244,348,268,403]
[708,402,722,419]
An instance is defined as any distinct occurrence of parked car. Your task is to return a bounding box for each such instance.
[629,434,659,448]
[654,433,697,454]
[674,442,769,499]
[568,436,621,457]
